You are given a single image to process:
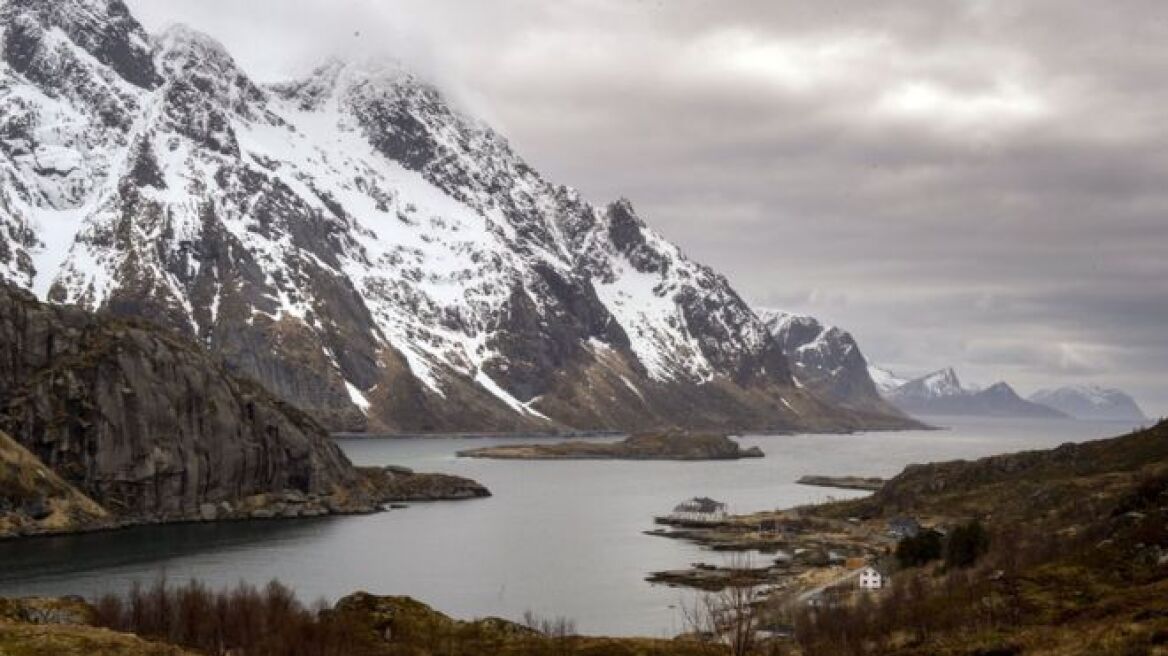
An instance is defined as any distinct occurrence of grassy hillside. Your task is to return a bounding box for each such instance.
[796,420,1168,655]
[0,430,110,538]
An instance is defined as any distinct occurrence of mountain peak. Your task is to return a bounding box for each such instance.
[155,23,231,62]
[757,308,904,417]
[922,367,964,396]
[981,381,1019,398]
[0,0,919,434]
[153,23,265,110]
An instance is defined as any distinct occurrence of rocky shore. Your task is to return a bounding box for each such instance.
[0,463,493,540]
[360,466,492,502]
[457,432,764,460]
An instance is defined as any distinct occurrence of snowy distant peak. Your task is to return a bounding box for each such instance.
[922,367,964,397]
[1030,385,1148,422]
[890,367,966,402]
[867,365,907,395]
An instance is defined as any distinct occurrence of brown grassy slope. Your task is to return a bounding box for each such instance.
[0,597,194,656]
[795,420,1168,656]
[819,420,1168,522]
[0,623,197,656]
[0,430,109,537]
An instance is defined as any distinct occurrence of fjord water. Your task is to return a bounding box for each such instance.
[0,417,1144,636]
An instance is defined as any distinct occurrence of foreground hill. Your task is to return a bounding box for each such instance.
[0,0,911,433]
[0,589,715,656]
[801,420,1168,655]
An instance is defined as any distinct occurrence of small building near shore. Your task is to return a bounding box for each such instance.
[669,497,728,523]
[859,566,886,590]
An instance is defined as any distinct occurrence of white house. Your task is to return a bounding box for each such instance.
[859,566,885,590]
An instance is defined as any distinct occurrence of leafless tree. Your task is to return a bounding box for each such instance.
[681,552,763,656]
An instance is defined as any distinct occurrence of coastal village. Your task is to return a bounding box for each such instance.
[645,483,932,625]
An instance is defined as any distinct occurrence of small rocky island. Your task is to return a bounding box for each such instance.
[457,432,764,461]
[797,475,886,491]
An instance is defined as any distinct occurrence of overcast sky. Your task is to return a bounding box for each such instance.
[127,0,1168,416]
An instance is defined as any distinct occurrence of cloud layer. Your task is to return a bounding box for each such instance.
[127,0,1168,415]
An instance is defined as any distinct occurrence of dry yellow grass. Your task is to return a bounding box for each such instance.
[0,621,197,656]
[0,431,109,537]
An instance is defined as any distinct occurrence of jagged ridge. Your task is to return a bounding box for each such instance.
[0,0,914,433]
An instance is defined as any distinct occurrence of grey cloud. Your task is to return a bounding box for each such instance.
[125,0,1168,416]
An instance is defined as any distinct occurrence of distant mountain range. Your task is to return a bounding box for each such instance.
[879,367,1064,418]
[754,308,1151,424]
[867,365,1149,422]
[1030,386,1148,422]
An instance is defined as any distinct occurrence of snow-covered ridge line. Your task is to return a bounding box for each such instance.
[0,3,913,432]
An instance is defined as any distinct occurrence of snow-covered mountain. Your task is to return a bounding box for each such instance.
[0,0,915,433]
[758,310,909,420]
[867,365,907,396]
[892,367,966,401]
[1030,386,1148,422]
[887,368,1064,418]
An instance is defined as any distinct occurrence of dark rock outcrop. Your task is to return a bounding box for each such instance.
[0,282,375,526]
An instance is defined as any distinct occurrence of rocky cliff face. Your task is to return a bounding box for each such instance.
[0,282,372,525]
[758,310,912,422]
[0,0,912,433]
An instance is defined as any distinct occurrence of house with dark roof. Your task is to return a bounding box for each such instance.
[669,497,728,523]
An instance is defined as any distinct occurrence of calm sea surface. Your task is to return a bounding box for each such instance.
[0,416,1143,636]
